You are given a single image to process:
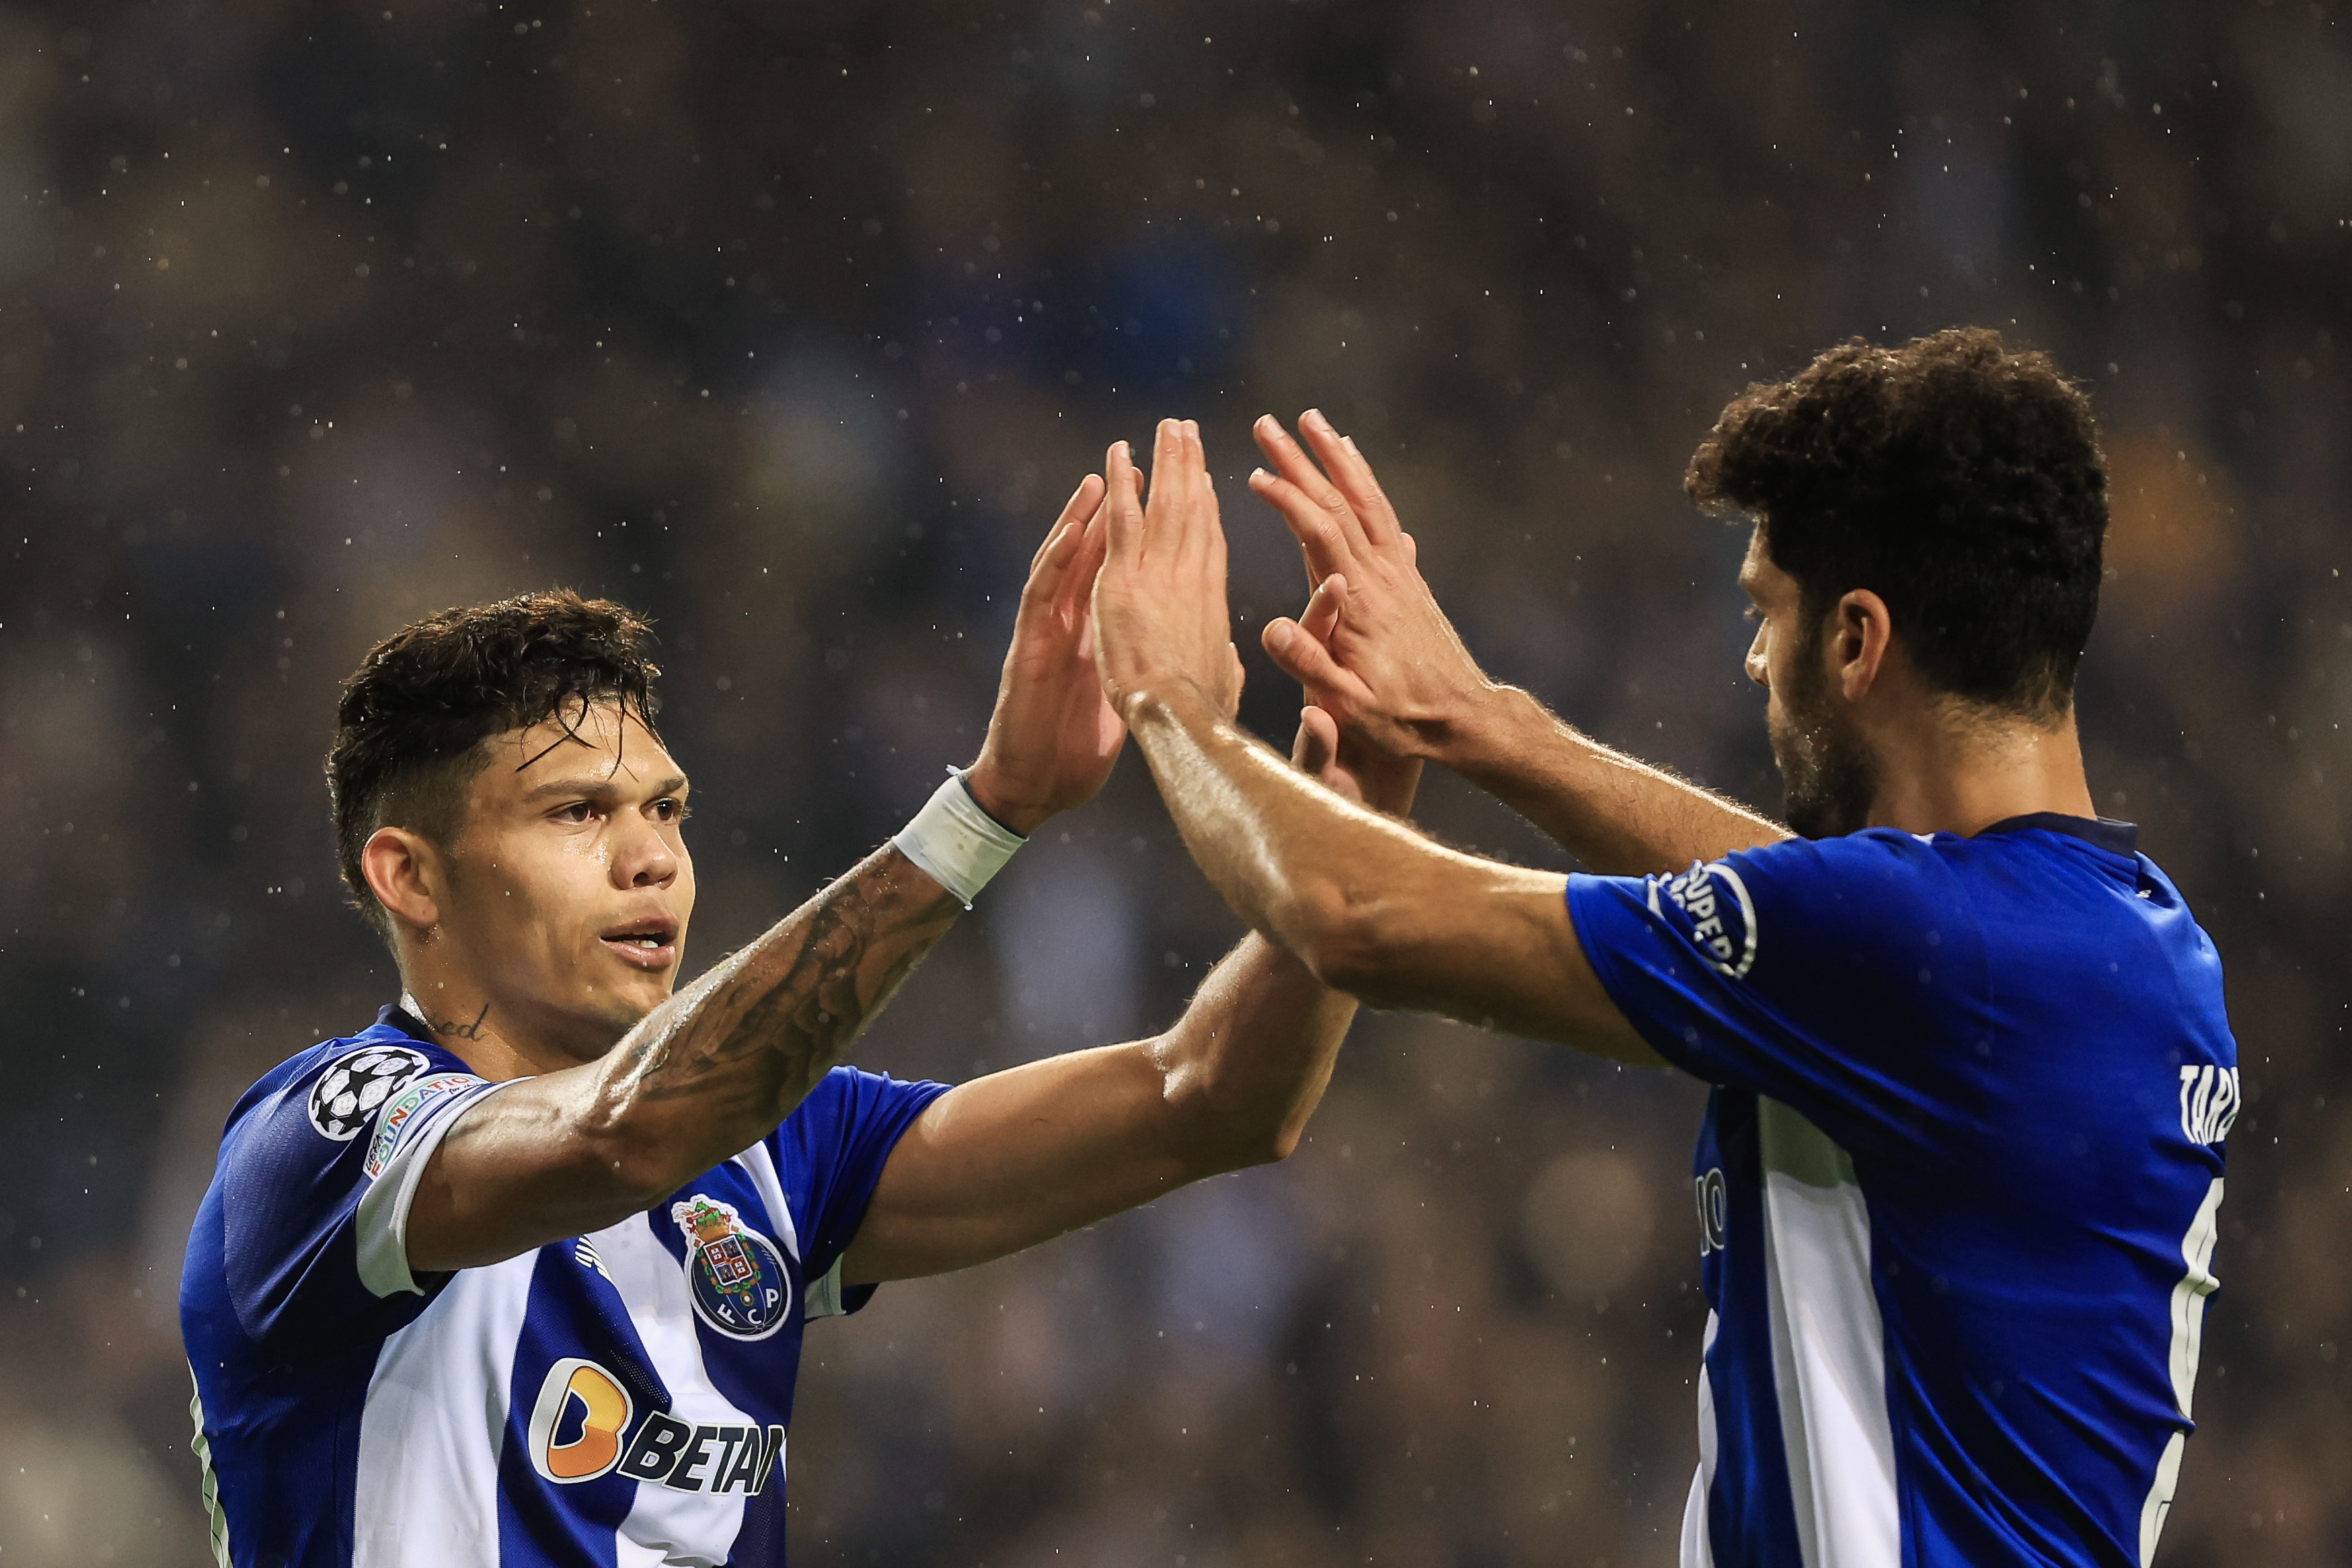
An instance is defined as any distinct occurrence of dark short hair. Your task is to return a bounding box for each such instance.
[328,590,662,937]
[1685,327,2108,715]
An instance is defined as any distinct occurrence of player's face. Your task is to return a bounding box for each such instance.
[1740,529,1879,838]
[439,697,696,1055]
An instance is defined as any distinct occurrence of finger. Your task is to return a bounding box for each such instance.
[1248,465,1355,586]
[1298,411,1405,547]
[1145,418,1188,552]
[1057,493,1112,617]
[1030,473,1106,572]
[1102,440,1145,559]
[1251,414,1372,560]
[1298,573,1348,647]
[1291,705,1337,772]
[1262,613,1373,707]
[1183,419,1223,572]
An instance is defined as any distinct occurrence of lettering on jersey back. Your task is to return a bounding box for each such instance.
[2178,1065,2240,1147]
[1694,1167,1728,1255]
[671,1194,790,1341]
[307,1045,429,1142]
[616,1411,785,1495]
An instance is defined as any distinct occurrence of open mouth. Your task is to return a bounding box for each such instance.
[599,915,680,971]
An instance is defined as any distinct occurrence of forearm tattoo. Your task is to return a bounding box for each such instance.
[617,846,962,1120]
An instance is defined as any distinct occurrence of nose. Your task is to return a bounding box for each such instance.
[610,812,681,890]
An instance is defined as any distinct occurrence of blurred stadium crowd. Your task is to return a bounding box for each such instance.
[1,0,2347,1562]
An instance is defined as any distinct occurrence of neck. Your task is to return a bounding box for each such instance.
[395,957,609,1082]
[1862,699,2097,838]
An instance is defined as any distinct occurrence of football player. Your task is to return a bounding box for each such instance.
[1090,335,2238,1567]
[181,472,1415,1566]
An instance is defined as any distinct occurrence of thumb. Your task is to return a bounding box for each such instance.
[1262,615,1356,699]
[1292,707,1363,803]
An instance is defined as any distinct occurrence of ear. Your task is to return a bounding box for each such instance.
[1831,588,1895,702]
[362,826,446,935]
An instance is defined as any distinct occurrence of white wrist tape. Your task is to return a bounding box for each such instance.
[891,771,1026,908]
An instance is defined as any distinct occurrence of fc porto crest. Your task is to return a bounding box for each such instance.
[671,1194,790,1341]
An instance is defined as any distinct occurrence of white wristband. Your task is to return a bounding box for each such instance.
[891,771,1026,908]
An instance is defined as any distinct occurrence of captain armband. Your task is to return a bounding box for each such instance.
[890,769,1026,908]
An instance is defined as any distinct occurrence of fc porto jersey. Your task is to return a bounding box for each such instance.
[180,1005,946,1567]
[1566,816,2236,1568]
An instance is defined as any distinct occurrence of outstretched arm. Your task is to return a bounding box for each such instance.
[1247,411,1785,876]
[1089,420,1658,1065]
[407,477,1127,1272]
[843,707,1414,1283]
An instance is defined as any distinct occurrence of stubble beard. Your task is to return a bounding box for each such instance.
[1768,629,1881,840]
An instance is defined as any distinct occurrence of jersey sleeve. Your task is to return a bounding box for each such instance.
[1566,832,1971,1160]
[772,1065,950,1319]
[215,1038,500,1357]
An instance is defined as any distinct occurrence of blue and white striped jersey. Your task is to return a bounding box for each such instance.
[1568,815,2236,1568]
[180,1005,945,1567]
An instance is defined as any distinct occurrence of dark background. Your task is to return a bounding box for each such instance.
[1,0,2345,1562]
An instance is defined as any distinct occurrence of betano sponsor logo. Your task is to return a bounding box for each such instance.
[527,1359,634,1483]
[526,1357,784,1495]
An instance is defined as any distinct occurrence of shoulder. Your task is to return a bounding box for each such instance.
[1655,830,1953,967]
[223,1023,475,1161]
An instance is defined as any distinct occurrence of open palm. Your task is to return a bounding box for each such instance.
[966,475,1127,833]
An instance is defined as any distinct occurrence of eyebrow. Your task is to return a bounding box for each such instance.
[522,773,690,802]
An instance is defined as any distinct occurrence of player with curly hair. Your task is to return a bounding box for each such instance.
[1088,333,2238,1567]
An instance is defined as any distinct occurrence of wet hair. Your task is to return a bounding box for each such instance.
[1685,327,2108,717]
[328,590,662,938]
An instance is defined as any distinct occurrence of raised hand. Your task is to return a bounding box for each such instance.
[1091,419,1245,723]
[964,475,1128,835]
[1248,411,1501,768]
[1291,702,1422,818]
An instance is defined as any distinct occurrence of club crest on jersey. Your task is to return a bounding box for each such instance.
[1653,861,1759,979]
[307,1044,429,1142]
[671,1195,790,1341]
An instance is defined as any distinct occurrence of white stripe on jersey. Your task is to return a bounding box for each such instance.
[2139,1176,2224,1565]
[1679,1310,1722,1568]
[1758,1098,1899,1568]
[355,1253,538,1565]
[601,1213,760,1565]
[733,1141,806,1267]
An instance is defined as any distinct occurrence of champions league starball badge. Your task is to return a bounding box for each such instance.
[307,1045,430,1142]
[671,1195,791,1341]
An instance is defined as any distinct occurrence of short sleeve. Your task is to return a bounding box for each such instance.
[771,1066,950,1319]
[1566,832,1976,1159]
[216,1036,495,1356]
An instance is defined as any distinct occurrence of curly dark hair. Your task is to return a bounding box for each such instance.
[1685,327,2108,716]
[327,590,663,938]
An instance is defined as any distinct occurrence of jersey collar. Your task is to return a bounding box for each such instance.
[1973,812,2139,856]
[381,997,432,1042]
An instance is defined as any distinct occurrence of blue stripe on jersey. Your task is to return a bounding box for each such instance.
[1692,1091,1803,1563]
[496,1247,652,1567]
